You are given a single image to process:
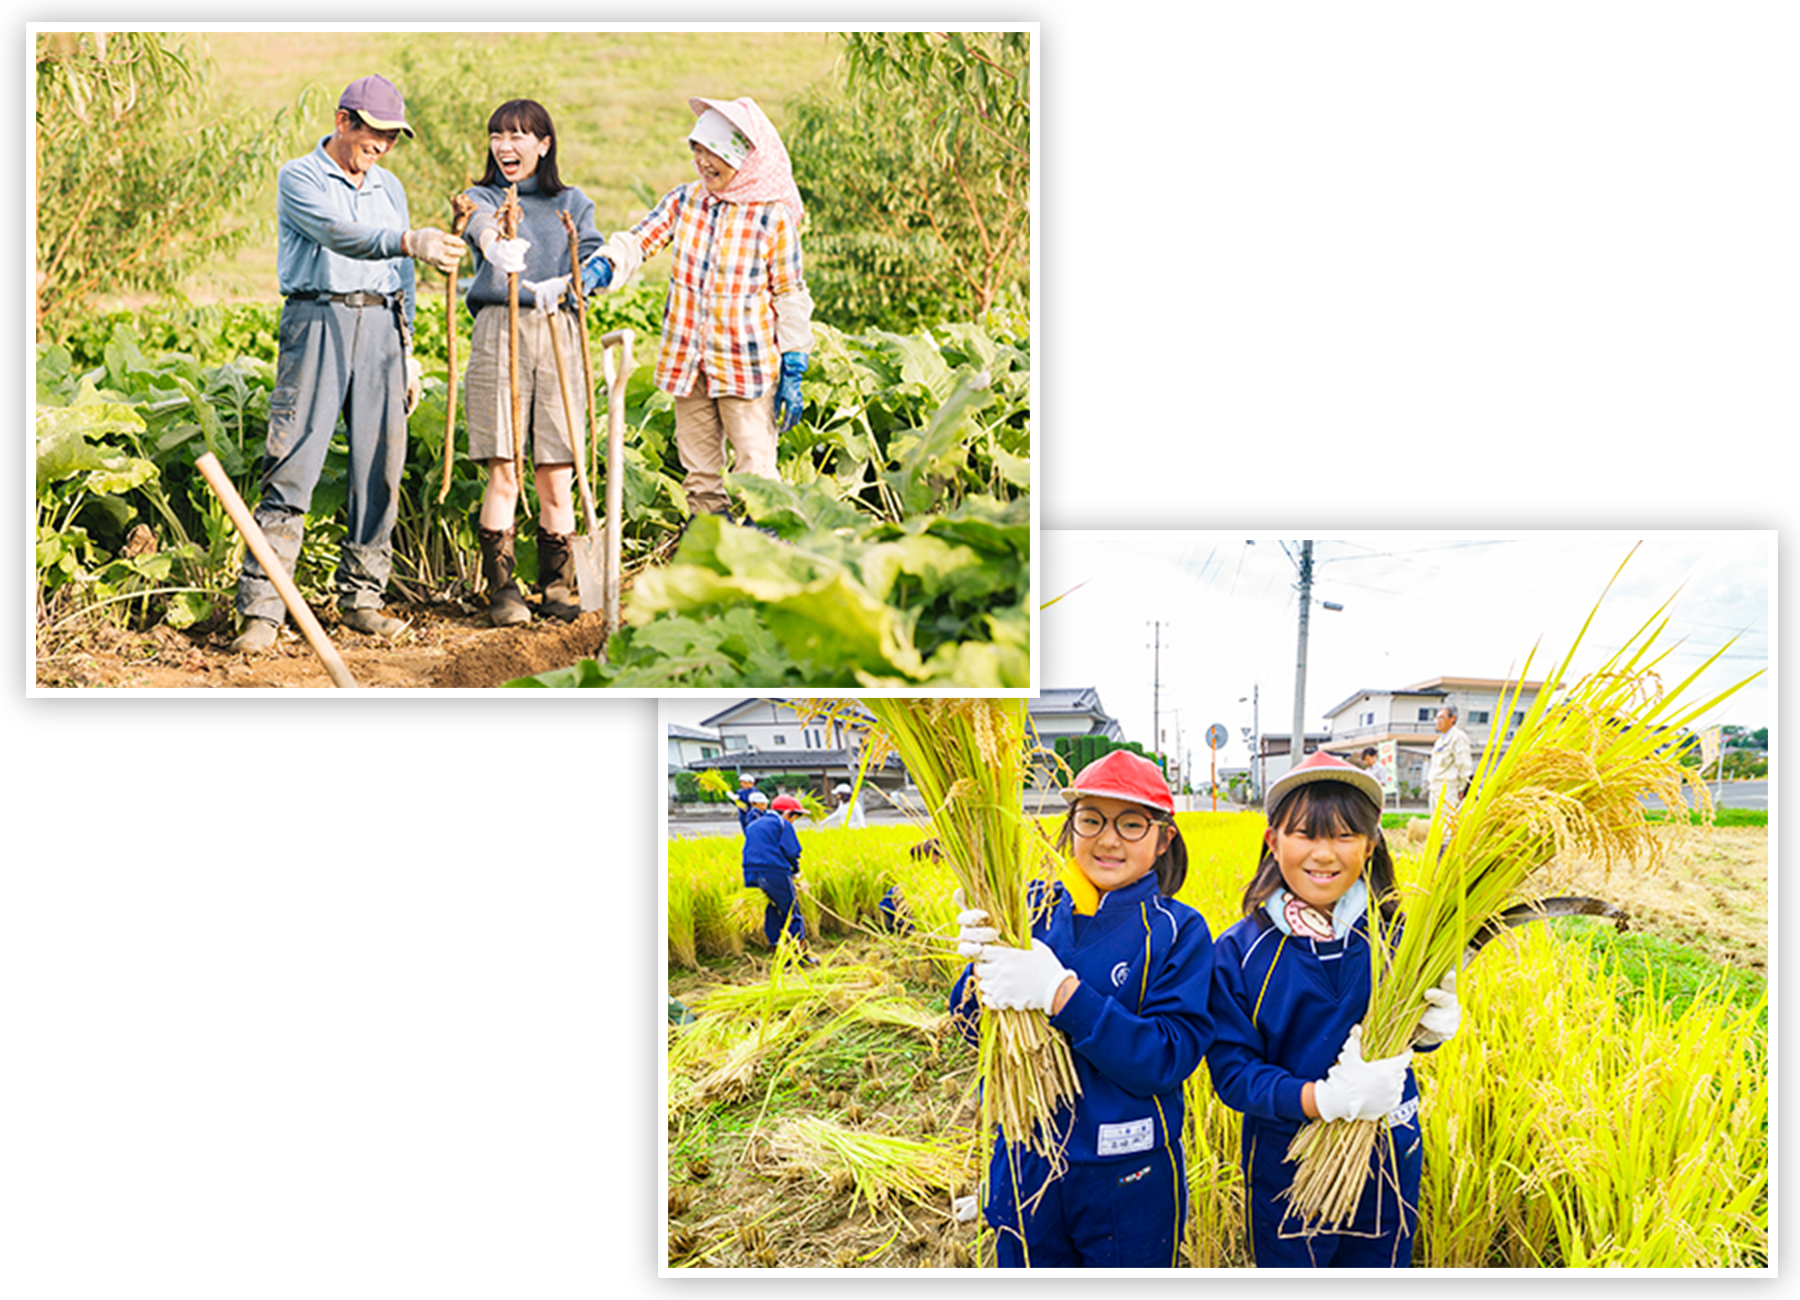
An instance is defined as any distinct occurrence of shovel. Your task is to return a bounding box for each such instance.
[596,327,634,635]
[558,211,631,631]
[543,287,605,613]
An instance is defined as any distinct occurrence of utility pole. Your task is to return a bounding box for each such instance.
[1148,621,1165,759]
[1286,542,1344,772]
[1292,541,1313,766]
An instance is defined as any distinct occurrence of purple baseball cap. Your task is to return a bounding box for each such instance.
[338,74,414,137]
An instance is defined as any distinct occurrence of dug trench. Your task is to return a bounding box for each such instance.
[34,598,612,690]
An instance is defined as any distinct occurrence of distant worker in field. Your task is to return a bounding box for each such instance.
[820,781,866,829]
[742,793,813,963]
[1358,746,1392,795]
[1427,705,1474,817]
[578,95,812,530]
[232,74,466,653]
[731,773,760,830]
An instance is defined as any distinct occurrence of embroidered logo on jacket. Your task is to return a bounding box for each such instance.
[1117,1163,1152,1186]
[1110,961,1132,988]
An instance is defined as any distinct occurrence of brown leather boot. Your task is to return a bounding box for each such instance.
[536,525,581,623]
[478,526,530,626]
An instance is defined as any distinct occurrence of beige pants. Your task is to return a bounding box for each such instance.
[673,379,778,515]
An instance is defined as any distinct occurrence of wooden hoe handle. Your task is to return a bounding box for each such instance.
[438,191,476,505]
[195,453,358,689]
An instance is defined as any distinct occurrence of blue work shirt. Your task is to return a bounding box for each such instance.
[276,136,416,331]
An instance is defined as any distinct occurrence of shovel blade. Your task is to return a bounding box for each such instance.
[573,530,606,612]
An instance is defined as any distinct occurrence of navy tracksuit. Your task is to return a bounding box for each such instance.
[951,873,1215,1268]
[731,789,760,832]
[741,813,804,948]
[1208,910,1429,1268]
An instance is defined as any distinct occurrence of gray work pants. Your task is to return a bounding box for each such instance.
[236,298,408,623]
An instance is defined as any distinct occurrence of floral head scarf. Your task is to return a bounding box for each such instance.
[686,95,804,229]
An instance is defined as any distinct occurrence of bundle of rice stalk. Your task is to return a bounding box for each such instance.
[759,1115,971,1214]
[817,697,1081,1161]
[1283,562,1761,1233]
[696,768,734,798]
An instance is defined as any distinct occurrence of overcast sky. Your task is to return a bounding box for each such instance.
[663,531,1772,772]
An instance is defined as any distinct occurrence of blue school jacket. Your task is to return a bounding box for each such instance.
[1207,910,1427,1179]
[741,814,801,875]
[952,872,1215,1164]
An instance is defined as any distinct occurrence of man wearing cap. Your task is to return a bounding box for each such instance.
[232,74,468,652]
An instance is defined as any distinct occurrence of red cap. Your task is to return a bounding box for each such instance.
[1061,749,1175,814]
[771,795,804,813]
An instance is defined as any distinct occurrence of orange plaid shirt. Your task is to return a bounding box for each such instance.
[626,181,806,400]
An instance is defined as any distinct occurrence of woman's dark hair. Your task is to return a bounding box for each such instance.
[1055,799,1189,897]
[477,99,564,197]
[1241,781,1399,926]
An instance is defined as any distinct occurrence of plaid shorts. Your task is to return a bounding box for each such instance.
[464,305,588,465]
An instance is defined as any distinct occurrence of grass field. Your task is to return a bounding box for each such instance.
[184,30,844,302]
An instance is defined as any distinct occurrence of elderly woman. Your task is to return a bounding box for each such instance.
[580,96,813,528]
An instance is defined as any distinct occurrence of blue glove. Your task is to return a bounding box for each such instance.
[580,253,613,294]
[774,352,808,432]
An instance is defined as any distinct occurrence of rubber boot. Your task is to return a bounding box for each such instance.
[536,525,581,623]
[478,526,530,627]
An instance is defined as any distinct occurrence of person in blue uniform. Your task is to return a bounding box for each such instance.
[1207,751,1461,1268]
[741,794,811,961]
[951,750,1215,1268]
[731,774,762,832]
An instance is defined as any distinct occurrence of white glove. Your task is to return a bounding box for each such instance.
[406,227,466,275]
[403,356,422,417]
[957,885,1000,957]
[484,235,530,277]
[973,939,1073,1014]
[1413,969,1461,1047]
[1312,1025,1412,1123]
[952,1195,979,1223]
[525,275,569,315]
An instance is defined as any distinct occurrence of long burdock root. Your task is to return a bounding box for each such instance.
[438,190,476,505]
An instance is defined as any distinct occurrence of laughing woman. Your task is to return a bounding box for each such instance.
[578,96,813,527]
[460,99,604,624]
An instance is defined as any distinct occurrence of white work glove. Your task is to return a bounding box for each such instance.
[1412,969,1462,1048]
[406,227,466,275]
[403,356,422,417]
[1312,1025,1412,1123]
[973,939,1074,1014]
[525,275,569,315]
[955,903,999,959]
[482,232,530,277]
[952,1194,979,1223]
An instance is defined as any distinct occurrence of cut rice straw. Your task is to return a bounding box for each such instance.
[1282,548,1764,1234]
[758,1115,973,1216]
[797,698,1081,1164]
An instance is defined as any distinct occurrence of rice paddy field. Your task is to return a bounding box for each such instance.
[663,811,1770,1270]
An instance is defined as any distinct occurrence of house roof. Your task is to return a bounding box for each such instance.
[684,749,902,775]
[666,723,719,742]
[1322,676,1550,720]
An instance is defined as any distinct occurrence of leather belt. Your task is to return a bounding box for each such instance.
[287,291,395,308]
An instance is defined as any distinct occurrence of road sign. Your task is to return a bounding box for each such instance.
[1205,724,1228,751]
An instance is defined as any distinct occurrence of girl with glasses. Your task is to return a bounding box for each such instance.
[949,749,1215,1267]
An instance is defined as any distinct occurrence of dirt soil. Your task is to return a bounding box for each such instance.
[34,597,612,690]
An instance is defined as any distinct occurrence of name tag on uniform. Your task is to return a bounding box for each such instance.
[1096,1116,1154,1155]
[1385,1097,1419,1130]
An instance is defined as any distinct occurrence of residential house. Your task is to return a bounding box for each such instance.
[1319,675,1548,799]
